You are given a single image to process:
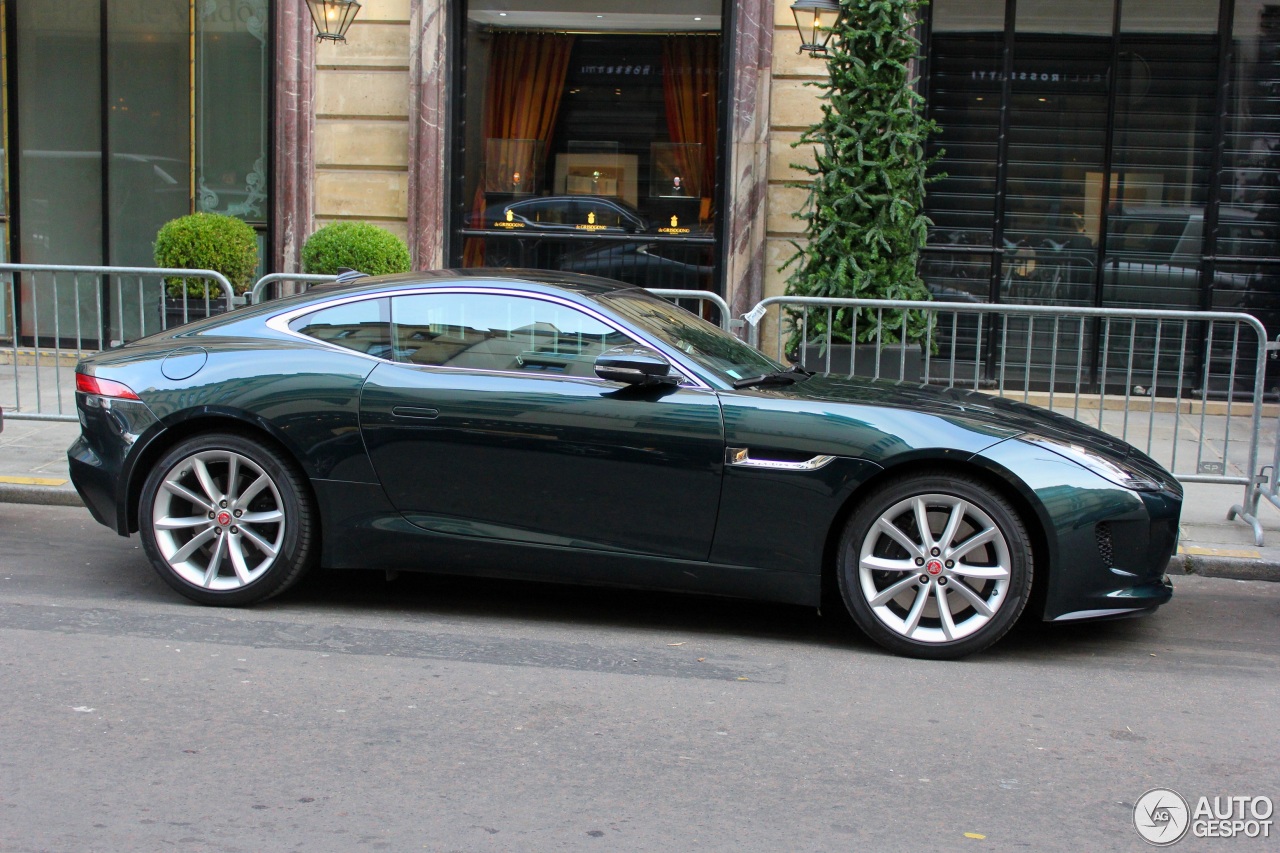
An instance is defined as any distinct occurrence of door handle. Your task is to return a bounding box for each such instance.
[392,406,439,420]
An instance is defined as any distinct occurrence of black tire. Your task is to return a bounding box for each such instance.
[837,473,1034,660]
[139,432,317,606]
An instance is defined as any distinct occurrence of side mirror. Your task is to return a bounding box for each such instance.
[594,345,677,385]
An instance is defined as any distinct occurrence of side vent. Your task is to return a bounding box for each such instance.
[1095,522,1114,567]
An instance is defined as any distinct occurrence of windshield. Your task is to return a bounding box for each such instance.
[598,291,783,383]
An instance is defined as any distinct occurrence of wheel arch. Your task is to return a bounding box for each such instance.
[819,454,1053,622]
[123,411,318,536]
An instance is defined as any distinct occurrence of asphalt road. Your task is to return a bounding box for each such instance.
[1,503,1278,853]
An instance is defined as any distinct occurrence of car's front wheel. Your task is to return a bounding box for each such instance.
[838,473,1034,659]
[139,432,316,606]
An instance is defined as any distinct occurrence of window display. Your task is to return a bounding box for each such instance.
[457,1,721,290]
[483,139,543,195]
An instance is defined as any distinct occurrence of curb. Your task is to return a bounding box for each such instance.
[1167,553,1280,583]
[0,483,84,507]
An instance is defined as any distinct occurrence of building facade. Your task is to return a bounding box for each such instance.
[3,0,1278,357]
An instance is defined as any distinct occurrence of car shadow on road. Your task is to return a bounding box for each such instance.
[275,566,1160,662]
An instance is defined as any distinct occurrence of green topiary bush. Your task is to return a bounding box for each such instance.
[301,222,411,277]
[154,212,259,298]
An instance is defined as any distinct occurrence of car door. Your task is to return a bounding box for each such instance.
[358,288,725,560]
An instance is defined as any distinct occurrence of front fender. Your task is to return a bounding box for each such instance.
[971,438,1176,620]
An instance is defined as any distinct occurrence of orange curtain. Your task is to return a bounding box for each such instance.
[464,32,575,267]
[662,36,720,219]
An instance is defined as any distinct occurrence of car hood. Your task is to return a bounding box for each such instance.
[741,375,1165,468]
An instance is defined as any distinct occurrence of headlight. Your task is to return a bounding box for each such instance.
[1020,433,1161,492]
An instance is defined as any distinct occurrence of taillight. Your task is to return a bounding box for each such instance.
[76,373,141,401]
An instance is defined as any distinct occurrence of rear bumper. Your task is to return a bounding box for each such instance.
[68,435,122,532]
[66,393,161,535]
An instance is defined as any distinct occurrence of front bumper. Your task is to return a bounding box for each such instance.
[976,439,1181,622]
[1051,577,1173,622]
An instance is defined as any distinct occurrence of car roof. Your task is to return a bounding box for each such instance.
[148,269,654,340]
[305,267,643,299]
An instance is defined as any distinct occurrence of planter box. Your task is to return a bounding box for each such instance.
[164,295,230,329]
[800,342,923,382]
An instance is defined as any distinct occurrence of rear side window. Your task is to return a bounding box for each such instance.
[289,297,392,358]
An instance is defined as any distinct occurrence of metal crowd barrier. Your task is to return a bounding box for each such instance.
[2,269,734,425]
[647,288,733,331]
[249,273,340,304]
[6,264,1277,543]
[1244,338,1280,534]
[1,263,234,423]
[745,295,1272,543]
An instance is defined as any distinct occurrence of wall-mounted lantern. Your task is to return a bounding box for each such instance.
[790,0,841,56]
[306,0,362,44]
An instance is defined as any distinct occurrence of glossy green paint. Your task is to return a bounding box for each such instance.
[360,362,724,560]
[974,438,1177,620]
[82,337,381,483]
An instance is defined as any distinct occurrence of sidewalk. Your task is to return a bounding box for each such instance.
[2,410,1278,581]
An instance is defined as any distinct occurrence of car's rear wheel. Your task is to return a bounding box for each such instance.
[837,473,1033,659]
[139,432,316,605]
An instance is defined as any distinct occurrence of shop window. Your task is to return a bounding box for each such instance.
[926,0,1220,309]
[455,2,723,293]
[1222,0,1280,354]
[10,0,270,345]
[924,0,1236,394]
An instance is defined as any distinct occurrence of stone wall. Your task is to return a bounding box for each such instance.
[761,0,825,353]
[313,0,412,243]
[302,0,831,309]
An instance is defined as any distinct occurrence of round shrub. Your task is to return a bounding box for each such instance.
[302,222,411,277]
[154,212,259,298]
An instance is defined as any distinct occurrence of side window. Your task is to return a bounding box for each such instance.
[389,292,634,377]
[289,297,392,357]
[528,200,566,225]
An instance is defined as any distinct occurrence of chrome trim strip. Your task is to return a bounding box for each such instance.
[263,285,711,390]
[725,447,837,471]
[1052,607,1145,622]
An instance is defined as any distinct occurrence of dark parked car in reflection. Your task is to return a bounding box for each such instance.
[468,195,648,234]
[469,195,714,289]
[68,270,1181,659]
[560,241,714,289]
[1101,206,1262,309]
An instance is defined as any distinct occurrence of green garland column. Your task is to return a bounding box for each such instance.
[785,0,940,348]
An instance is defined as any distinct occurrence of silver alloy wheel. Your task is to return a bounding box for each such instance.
[857,493,1012,643]
[150,449,287,591]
